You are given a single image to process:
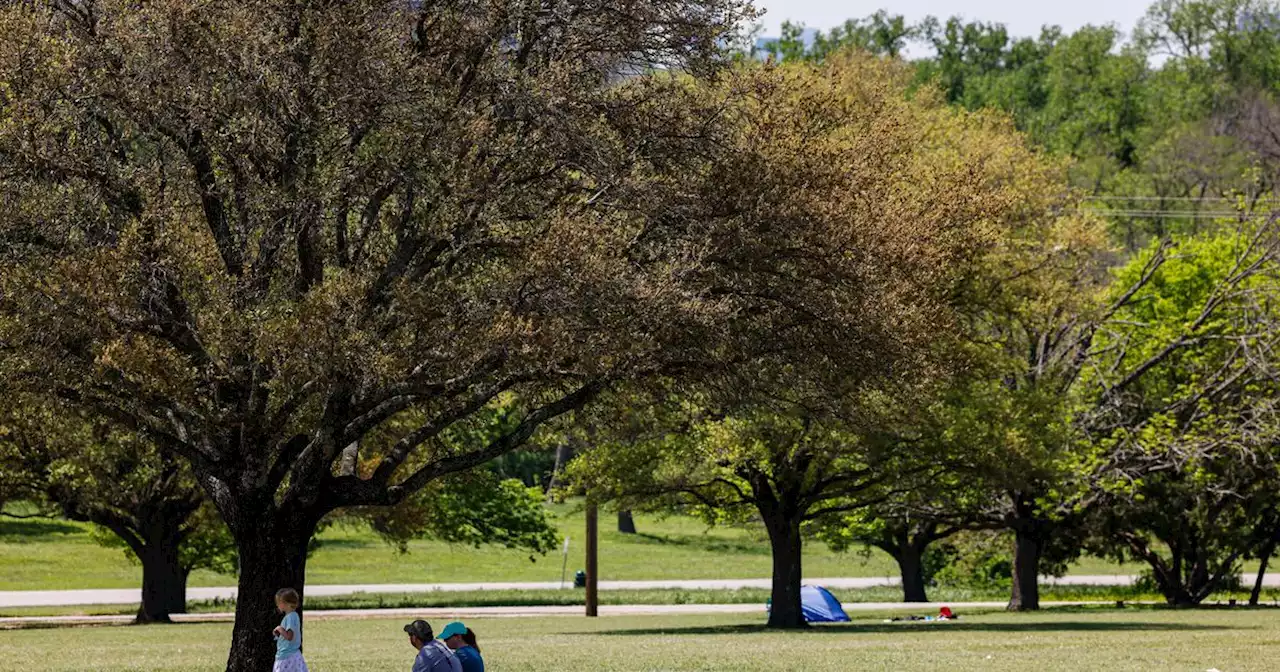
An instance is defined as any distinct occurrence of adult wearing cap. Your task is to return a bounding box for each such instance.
[404,620,461,672]
[439,622,484,672]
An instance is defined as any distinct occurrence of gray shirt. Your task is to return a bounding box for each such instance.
[412,640,462,672]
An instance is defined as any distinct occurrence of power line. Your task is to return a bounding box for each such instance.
[1077,208,1272,220]
[1081,196,1245,202]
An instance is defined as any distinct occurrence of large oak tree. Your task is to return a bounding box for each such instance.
[0,400,236,623]
[564,53,1095,627]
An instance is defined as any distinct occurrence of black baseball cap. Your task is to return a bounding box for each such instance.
[404,620,433,640]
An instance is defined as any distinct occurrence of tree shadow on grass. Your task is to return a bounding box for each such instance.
[620,533,767,556]
[0,520,81,539]
[583,621,1243,637]
[308,538,377,550]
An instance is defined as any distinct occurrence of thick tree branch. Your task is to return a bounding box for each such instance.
[386,380,606,503]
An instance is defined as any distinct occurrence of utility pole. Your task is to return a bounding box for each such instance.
[585,498,599,617]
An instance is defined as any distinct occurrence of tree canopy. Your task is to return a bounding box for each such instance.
[0,398,236,622]
[0,0,1044,662]
[564,51,1096,625]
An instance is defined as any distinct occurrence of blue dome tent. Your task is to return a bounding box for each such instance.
[767,585,851,623]
[801,585,850,622]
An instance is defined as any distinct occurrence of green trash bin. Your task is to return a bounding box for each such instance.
[574,570,587,588]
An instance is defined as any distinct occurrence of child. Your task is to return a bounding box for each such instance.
[272,588,309,672]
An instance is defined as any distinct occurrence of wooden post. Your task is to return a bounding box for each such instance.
[585,498,599,617]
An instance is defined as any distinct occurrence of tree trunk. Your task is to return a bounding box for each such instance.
[1252,541,1276,607]
[544,442,577,496]
[763,513,806,629]
[93,508,196,625]
[136,544,190,623]
[1167,586,1196,607]
[1145,544,1233,606]
[897,544,929,603]
[1143,550,1195,606]
[1007,529,1041,611]
[617,510,637,535]
[225,519,315,672]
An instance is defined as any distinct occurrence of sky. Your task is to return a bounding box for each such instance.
[751,0,1157,40]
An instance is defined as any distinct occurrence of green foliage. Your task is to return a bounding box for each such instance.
[772,0,1280,606]
[341,397,560,557]
[0,402,236,578]
[1084,229,1280,604]
[11,0,1280,627]
[1136,0,1280,89]
[771,2,1280,251]
[1096,229,1273,417]
[1036,27,1147,166]
[932,532,1013,588]
[489,449,558,490]
[763,14,916,62]
[357,472,559,559]
[917,17,1021,107]
[179,503,238,576]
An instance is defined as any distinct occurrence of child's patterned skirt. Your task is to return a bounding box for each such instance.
[273,652,309,672]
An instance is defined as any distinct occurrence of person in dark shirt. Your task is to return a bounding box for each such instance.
[439,621,484,672]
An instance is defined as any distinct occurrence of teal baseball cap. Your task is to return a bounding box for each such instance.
[439,621,467,640]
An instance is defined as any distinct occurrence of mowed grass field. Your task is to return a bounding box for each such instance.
[10,584,1239,619]
[0,507,895,590]
[0,504,1145,591]
[1,609,1277,671]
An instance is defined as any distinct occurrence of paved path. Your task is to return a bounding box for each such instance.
[0,600,1115,630]
[0,574,1186,608]
[0,577,893,608]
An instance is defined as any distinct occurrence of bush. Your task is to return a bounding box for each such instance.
[932,531,1012,588]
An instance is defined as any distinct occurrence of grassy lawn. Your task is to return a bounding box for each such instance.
[0,507,896,590]
[1,609,1278,671]
[0,505,1144,591]
[303,508,900,584]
